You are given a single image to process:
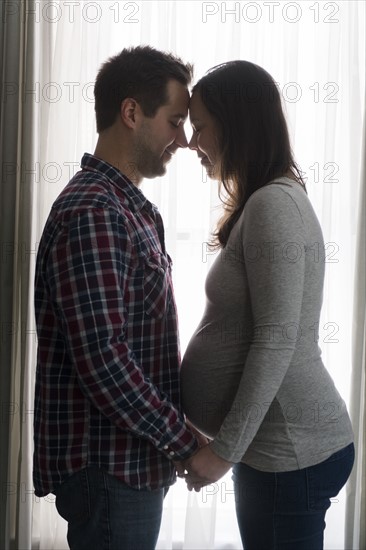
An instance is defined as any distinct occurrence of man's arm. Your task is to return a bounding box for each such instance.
[48,207,198,461]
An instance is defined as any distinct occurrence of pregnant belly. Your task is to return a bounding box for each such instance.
[180,357,243,439]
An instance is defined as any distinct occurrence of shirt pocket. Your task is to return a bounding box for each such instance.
[143,253,172,318]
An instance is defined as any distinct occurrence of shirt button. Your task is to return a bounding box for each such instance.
[163,445,169,450]
[169,451,175,457]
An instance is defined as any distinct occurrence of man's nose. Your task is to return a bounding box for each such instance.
[175,124,188,148]
[188,132,197,150]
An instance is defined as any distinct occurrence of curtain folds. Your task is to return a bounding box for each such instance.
[0,1,39,548]
[0,1,26,548]
[0,2,365,549]
[345,88,366,550]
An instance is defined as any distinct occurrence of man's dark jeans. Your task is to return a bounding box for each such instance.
[54,467,166,550]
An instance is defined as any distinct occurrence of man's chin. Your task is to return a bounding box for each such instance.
[143,165,167,180]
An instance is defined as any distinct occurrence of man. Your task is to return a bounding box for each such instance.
[33,46,199,550]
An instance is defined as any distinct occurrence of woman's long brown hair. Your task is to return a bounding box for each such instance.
[192,61,306,248]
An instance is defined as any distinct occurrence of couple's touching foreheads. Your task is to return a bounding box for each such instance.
[33,45,354,550]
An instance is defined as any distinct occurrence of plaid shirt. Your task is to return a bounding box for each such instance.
[33,153,198,497]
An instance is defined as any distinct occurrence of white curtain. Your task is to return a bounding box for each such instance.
[1,1,365,549]
[345,86,366,550]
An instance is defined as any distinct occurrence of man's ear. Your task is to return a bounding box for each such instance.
[120,97,140,129]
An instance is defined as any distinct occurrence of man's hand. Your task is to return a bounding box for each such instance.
[183,444,233,491]
[173,460,187,478]
[173,419,212,480]
[185,418,211,448]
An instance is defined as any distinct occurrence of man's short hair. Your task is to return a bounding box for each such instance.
[94,45,193,133]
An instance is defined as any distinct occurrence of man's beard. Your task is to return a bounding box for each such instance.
[134,124,167,180]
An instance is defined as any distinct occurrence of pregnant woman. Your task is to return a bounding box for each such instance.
[180,61,354,549]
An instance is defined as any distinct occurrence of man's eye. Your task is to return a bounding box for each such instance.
[171,119,184,128]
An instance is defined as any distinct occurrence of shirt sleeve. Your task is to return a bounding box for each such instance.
[210,186,307,462]
[47,207,198,461]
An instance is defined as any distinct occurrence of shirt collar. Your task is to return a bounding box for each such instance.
[80,153,155,214]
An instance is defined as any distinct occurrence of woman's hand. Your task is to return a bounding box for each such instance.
[183,444,233,491]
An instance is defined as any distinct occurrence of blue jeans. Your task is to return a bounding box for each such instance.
[232,443,355,550]
[54,467,166,550]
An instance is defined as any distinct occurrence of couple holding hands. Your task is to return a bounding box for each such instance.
[33,45,354,549]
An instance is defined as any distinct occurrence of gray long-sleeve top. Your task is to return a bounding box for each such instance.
[181,177,354,471]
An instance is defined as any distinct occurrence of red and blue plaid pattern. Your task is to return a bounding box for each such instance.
[33,153,198,496]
